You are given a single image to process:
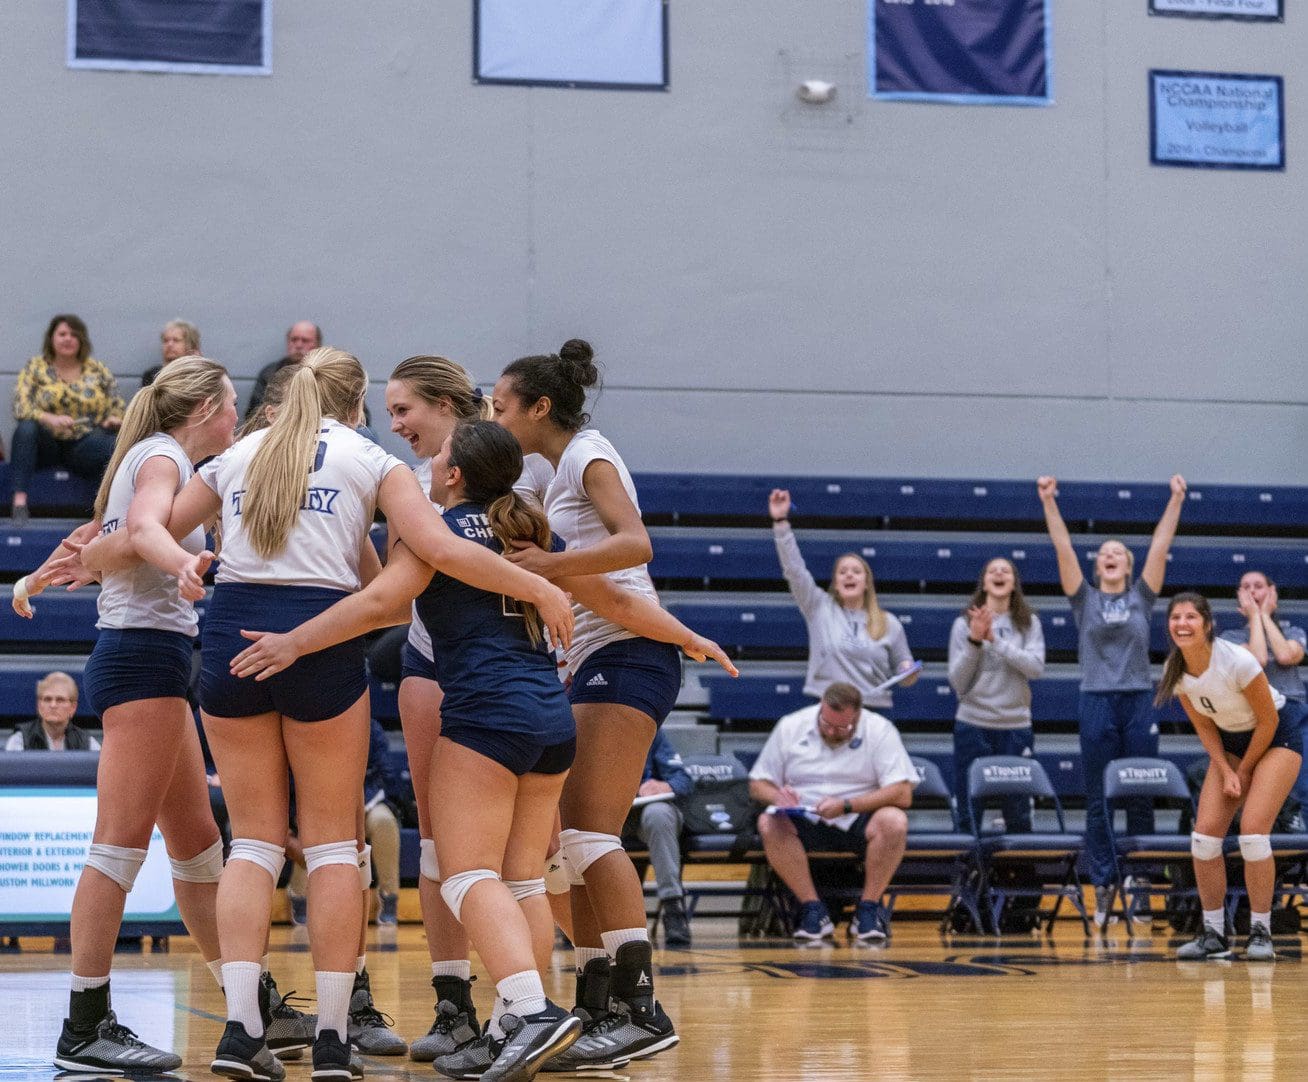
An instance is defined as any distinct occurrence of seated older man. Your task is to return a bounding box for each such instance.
[749,681,915,943]
[5,671,99,751]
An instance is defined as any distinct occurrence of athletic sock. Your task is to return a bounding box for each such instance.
[223,961,265,1038]
[494,970,546,1034]
[1202,908,1225,934]
[433,960,472,982]
[207,959,225,989]
[355,954,366,976]
[600,927,648,957]
[69,975,110,1033]
[1251,911,1271,931]
[316,970,355,1038]
[261,953,270,976]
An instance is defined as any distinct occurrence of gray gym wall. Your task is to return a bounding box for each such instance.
[0,2,1302,484]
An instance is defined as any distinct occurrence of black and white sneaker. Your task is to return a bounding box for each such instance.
[1245,924,1277,962]
[311,1030,362,1082]
[481,1002,582,1082]
[1176,927,1232,961]
[541,999,675,1071]
[433,1023,502,1080]
[411,997,480,1063]
[211,1020,287,1081]
[54,1011,183,1075]
[346,969,407,1055]
[262,973,314,1061]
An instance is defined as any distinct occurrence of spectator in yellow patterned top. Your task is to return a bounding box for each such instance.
[10,314,124,524]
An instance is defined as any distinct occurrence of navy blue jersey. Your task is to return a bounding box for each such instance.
[415,502,574,743]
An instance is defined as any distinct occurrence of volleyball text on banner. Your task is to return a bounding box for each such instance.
[1149,70,1285,171]
[869,0,1052,106]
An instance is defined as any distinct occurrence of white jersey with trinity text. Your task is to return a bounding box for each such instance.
[544,429,659,670]
[97,433,205,635]
[199,418,406,591]
[1178,637,1286,733]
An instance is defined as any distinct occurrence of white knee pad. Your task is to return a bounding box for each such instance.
[543,853,571,895]
[559,828,623,878]
[358,844,373,890]
[303,839,359,877]
[420,838,440,883]
[440,868,500,923]
[506,878,546,902]
[1191,832,1224,862]
[170,838,224,884]
[85,843,148,892]
[228,838,286,883]
[1239,834,1272,862]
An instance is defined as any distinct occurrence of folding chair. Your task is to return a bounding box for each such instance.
[968,756,1088,935]
[883,757,982,933]
[1102,757,1196,933]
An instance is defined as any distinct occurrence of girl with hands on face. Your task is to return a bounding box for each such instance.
[770,487,918,716]
[1158,592,1306,963]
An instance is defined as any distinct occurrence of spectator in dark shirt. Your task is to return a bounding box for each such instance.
[244,320,321,421]
[141,320,201,388]
[5,672,100,751]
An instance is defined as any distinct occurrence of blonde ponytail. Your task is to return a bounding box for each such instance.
[93,355,229,520]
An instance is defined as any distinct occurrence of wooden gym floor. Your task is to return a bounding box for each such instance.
[2,918,1304,1081]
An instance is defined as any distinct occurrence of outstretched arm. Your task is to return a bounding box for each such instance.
[1037,476,1083,597]
[11,519,103,618]
[1140,474,1186,595]
[126,459,215,601]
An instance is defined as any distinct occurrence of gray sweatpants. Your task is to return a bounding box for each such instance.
[637,801,685,900]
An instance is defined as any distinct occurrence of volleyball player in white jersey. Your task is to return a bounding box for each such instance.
[1156,593,1304,962]
[26,358,237,1074]
[492,339,680,1068]
[123,348,571,1082]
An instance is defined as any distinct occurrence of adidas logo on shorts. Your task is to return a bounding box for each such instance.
[586,673,609,687]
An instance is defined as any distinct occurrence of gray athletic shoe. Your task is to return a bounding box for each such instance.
[1245,924,1277,962]
[1176,927,1232,960]
[54,1011,183,1074]
[211,1019,288,1081]
[433,1024,501,1080]
[262,972,314,1061]
[411,998,480,1062]
[347,969,408,1055]
[542,1000,675,1071]
[483,1003,582,1082]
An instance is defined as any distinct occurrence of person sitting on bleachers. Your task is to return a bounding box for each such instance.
[10,314,123,525]
[363,716,407,926]
[4,671,100,751]
[141,319,201,388]
[244,320,320,422]
[748,681,915,944]
[624,729,695,947]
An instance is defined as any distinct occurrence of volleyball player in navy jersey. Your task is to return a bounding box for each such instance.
[16,358,238,1074]
[491,340,681,1068]
[118,348,571,1082]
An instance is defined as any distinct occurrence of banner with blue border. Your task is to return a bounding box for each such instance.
[869,0,1052,106]
[1149,0,1282,22]
[68,0,271,75]
[1150,70,1284,170]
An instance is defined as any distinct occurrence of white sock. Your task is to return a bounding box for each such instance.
[315,970,355,1038]
[71,973,110,993]
[207,959,225,989]
[600,928,648,957]
[222,961,264,1038]
[1251,911,1271,932]
[355,954,366,976]
[574,946,607,973]
[1203,908,1225,934]
[492,970,546,1035]
[261,953,270,976]
[433,960,472,981]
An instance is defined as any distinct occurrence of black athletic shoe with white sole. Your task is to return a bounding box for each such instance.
[310,1029,362,1082]
[433,1023,502,1080]
[54,1011,183,1075]
[211,1020,286,1081]
[542,998,677,1070]
[262,973,314,1060]
[482,1002,582,1082]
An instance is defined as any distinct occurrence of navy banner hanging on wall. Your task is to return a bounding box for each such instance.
[870,0,1052,106]
[68,0,271,75]
[1149,0,1283,21]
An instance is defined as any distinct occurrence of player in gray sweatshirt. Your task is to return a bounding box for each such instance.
[947,558,1046,833]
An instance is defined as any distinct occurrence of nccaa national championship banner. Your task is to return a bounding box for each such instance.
[870,0,1052,106]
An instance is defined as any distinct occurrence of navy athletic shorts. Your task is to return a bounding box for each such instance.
[83,628,194,717]
[568,638,682,726]
[200,583,366,723]
[440,724,576,777]
[1219,701,1307,758]
[400,641,438,684]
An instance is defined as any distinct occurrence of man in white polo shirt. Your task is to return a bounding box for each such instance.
[749,681,915,943]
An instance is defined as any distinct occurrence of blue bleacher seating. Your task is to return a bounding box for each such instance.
[0,466,98,514]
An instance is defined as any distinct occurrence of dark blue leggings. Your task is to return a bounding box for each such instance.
[9,419,116,494]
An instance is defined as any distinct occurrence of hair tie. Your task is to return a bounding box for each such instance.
[471,386,484,402]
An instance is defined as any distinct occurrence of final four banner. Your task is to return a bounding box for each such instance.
[870,0,1052,106]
